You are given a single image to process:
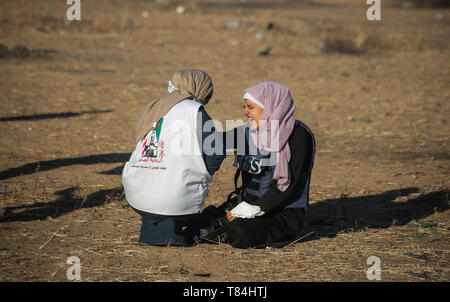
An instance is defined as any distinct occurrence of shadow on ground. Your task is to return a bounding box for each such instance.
[0,153,130,180]
[1,183,448,246]
[0,186,125,222]
[300,188,449,242]
[0,109,113,122]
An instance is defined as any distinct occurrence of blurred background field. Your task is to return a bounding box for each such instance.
[0,0,449,281]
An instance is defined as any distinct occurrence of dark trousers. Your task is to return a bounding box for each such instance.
[133,208,199,246]
[194,199,306,249]
[226,207,305,248]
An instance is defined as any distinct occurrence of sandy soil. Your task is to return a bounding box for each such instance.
[0,0,449,282]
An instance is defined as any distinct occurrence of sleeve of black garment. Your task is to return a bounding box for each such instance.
[197,106,226,176]
[253,127,312,213]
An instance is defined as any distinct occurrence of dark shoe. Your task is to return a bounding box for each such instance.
[198,216,230,242]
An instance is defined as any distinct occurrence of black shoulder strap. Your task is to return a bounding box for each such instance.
[226,168,242,205]
[234,168,241,192]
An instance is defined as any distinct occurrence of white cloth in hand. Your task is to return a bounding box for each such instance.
[230,201,265,219]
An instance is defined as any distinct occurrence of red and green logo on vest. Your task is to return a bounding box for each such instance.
[142,117,164,162]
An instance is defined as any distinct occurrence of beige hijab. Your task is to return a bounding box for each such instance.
[135,70,214,142]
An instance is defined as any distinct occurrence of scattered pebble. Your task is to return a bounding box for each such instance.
[176,5,185,14]
[255,31,265,40]
[361,86,369,92]
[317,42,326,53]
[226,20,241,30]
[402,1,413,9]
[258,47,271,56]
[142,11,149,18]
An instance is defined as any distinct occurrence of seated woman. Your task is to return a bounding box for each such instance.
[122,70,225,246]
[194,82,316,249]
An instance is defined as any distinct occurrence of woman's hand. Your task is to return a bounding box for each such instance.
[226,210,236,222]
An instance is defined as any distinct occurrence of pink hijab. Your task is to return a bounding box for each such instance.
[244,82,296,192]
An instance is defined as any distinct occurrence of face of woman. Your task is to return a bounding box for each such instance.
[243,99,264,129]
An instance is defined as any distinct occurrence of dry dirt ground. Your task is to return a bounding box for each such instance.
[0,0,449,282]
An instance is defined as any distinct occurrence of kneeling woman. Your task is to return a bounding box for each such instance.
[122,70,225,246]
[196,82,316,249]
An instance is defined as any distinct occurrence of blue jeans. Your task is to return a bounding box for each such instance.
[132,208,199,246]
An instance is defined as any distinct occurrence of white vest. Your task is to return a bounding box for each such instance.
[122,99,212,215]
